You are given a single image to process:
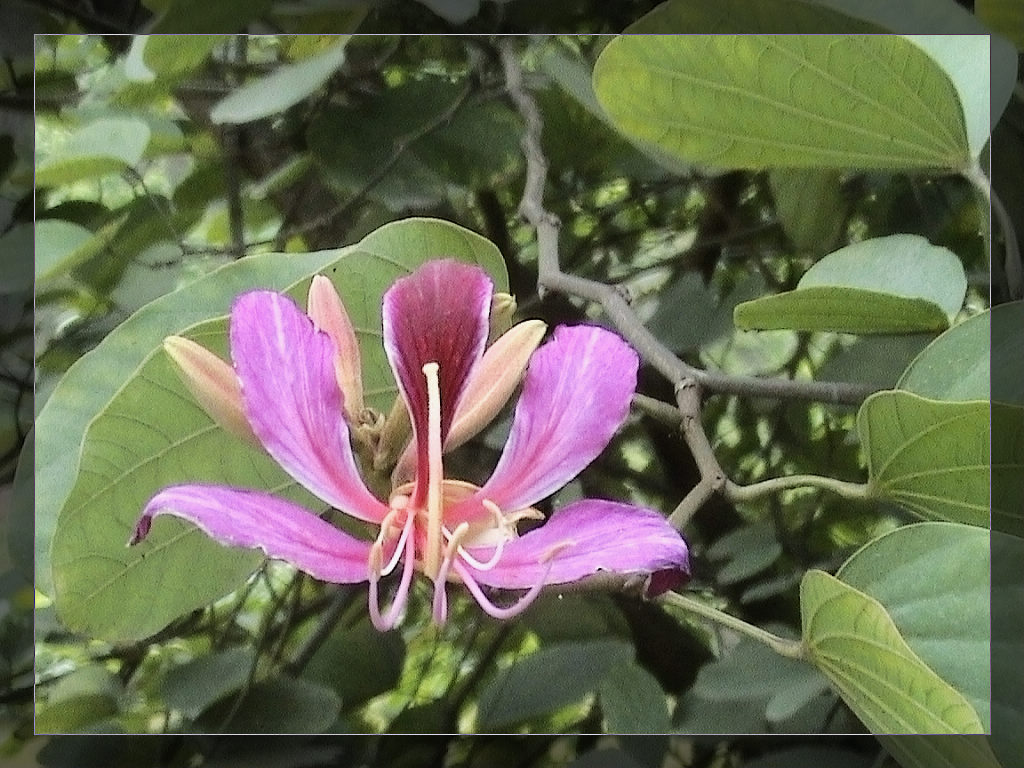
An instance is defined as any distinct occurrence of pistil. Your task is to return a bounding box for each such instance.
[422,362,444,579]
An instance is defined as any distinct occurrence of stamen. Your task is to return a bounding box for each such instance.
[368,522,416,631]
[432,522,470,624]
[453,504,507,571]
[453,559,552,620]
[378,510,414,578]
[422,361,444,580]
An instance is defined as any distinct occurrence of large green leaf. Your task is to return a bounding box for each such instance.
[162,647,255,719]
[857,391,988,526]
[735,287,949,335]
[197,677,340,733]
[837,523,990,727]
[977,0,1024,50]
[800,569,984,733]
[593,32,970,170]
[897,309,989,401]
[36,117,151,187]
[46,218,506,641]
[476,639,633,730]
[210,36,349,124]
[598,661,671,733]
[876,736,999,768]
[735,235,966,334]
[125,35,227,83]
[990,300,1024,407]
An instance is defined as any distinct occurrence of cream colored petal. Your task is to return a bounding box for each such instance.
[163,336,258,445]
[307,274,363,417]
[447,319,547,451]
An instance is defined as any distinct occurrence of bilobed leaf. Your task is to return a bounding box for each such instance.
[199,677,340,733]
[898,309,988,401]
[768,169,847,252]
[735,287,948,334]
[35,214,129,283]
[798,236,966,319]
[990,300,1024,407]
[125,34,227,82]
[148,0,271,33]
[977,0,1024,50]
[857,391,988,526]
[36,117,151,186]
[593,32,970,170]
[735,235,966,334]
[800,569,984,733]
[210,36,349,124]
[162,647,255,719]
[598,661,671,733]
[837,523,990,727]
[476,640,633,730]
[876,735,1001,768]
[301,617,405,709]
[46,219,506,641]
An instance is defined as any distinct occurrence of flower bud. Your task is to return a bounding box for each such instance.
[163,336,258,445]
[307,274,363,419]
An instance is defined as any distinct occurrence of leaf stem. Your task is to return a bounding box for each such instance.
[726,474,869,502]
[964,160,1022,299]
[660,590,806,660]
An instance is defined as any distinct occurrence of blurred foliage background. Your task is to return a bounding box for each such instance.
[1,1,1021,767]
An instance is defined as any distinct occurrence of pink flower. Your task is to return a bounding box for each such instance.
[131,260,690,630]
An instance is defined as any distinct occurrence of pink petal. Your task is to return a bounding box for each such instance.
[231,291,387,523]
[382,260,492,475]
[131,485,373,584]
[456,325,638,519]
[462,500,690,595]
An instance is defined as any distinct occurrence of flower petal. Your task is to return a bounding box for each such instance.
[462,500,690,595]
[382,260,491,473]
[231,291,387,523]
[131,485,373,584]
[307,274,363,419]
[457,325,638,518]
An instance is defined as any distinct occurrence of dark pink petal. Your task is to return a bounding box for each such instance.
[231,291,387,523]
[131,485,373,584]
[455,325,638,519]
[462,500,689,595]
[382,260,491,484]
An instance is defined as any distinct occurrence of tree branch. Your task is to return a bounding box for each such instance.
[499,39,877,407]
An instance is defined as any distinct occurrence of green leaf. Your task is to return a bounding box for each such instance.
[307,78,520,208]
[598,662,671,733]
[990,300,1024,407]
[162,647,255,719]
[46,219,506,641]
[706,523,783,586]
[36,665,122,734]
[198,677,340,733]
[36,117,151,187]
[210,36,349,124]
[837,523,990,727]
[735,235,966,334]
[35,215,129,283]
[125,34,227,82]
[857,391,988,526]
[800,569,984,733]
[593,32,970,170]
[897,310,988,401]
[768,169,847,253]
[735,287,949,334]
[818,334,935,391]
[148,0,271,34]
[0,223,32,293]
[977,0,1024,50]
[800,236,966,319]
[476,639,633,730]
[876,735,1001,768]
[301,617,404,709]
